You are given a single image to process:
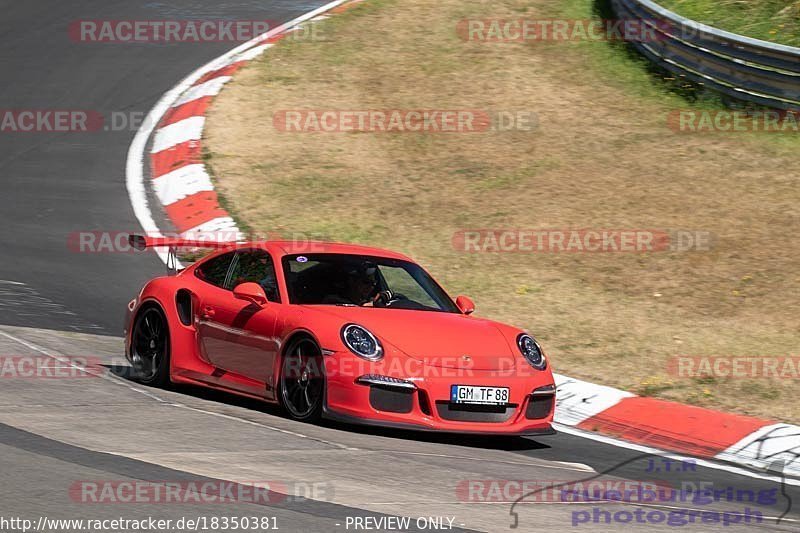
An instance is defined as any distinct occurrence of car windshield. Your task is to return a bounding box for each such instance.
[283,254,460,313]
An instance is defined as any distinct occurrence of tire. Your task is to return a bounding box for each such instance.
[130,305,171,388]
[278,336,325,422]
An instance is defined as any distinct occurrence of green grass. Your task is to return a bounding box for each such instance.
[556,0,800,151]
[657,0,800,47]
[557,0,728,107]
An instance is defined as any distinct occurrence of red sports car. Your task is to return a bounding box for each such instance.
[124,235,556,436]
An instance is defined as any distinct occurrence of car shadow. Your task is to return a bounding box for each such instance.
[104,363,550,452]
[317,418,550,451]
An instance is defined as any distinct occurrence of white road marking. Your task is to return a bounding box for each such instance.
[150,116,205,154]
[180,216,243,239]
[234,43,274,62]
[172,76,232,108]
[552,373,634,426]
[0,328,353,451]
[718,423,800,477]
[0,329,166,403]
[174,403,357,451]
[0,281,102,331]
[152,164,215,206]
[385,450,595,473]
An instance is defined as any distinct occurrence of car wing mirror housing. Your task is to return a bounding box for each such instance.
[233,282,269,307]
[455,295,475,315]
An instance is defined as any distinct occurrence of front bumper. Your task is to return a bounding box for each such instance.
[323,351,556,436]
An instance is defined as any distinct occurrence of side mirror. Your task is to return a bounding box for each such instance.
[233,282,269,307]
[455,295,475,315]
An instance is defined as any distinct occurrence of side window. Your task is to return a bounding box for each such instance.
[195,252,235,288]
[226,250,281,303]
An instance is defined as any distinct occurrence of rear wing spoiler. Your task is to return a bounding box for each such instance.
[128,234,242,275]
[128,234,238,252]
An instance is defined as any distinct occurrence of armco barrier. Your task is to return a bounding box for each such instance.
[612,0,800,111]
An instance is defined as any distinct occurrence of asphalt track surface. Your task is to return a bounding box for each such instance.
[0,2,798,532]
[0,0,330,334]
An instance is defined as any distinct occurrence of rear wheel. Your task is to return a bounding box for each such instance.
[130,306,170,387]
[279,337,325,422]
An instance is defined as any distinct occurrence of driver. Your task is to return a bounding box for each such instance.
[323,262,382,306]
[346,263,381,306]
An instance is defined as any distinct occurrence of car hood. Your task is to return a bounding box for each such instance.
[302,306,518,370]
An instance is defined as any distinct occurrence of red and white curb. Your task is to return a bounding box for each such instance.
[126,0,360,264]
[554,374,800,478]
[126,0,800,480]
[145,3,362,241]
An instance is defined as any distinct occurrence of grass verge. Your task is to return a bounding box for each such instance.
[657,0,800,47]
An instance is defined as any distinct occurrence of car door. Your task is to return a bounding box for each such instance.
[194,251,238,367]
[196,248,282,390]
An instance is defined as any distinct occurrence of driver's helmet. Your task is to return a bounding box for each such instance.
[345,261,380,296]
[347,261,378,283]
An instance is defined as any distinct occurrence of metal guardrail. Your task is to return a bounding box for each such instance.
[611,0,800,111]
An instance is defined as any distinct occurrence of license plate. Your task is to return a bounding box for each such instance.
[450,385,510,405]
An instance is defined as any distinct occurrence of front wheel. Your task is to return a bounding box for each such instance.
[278,337,325,422]
[130,306,171,387]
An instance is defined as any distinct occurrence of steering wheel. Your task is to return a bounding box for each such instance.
[374,290,408,308]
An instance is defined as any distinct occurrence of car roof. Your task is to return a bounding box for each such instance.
[230,241,414,262]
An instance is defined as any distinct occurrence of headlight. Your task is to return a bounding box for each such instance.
[341,324,384,361]
[517,334,546,370]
